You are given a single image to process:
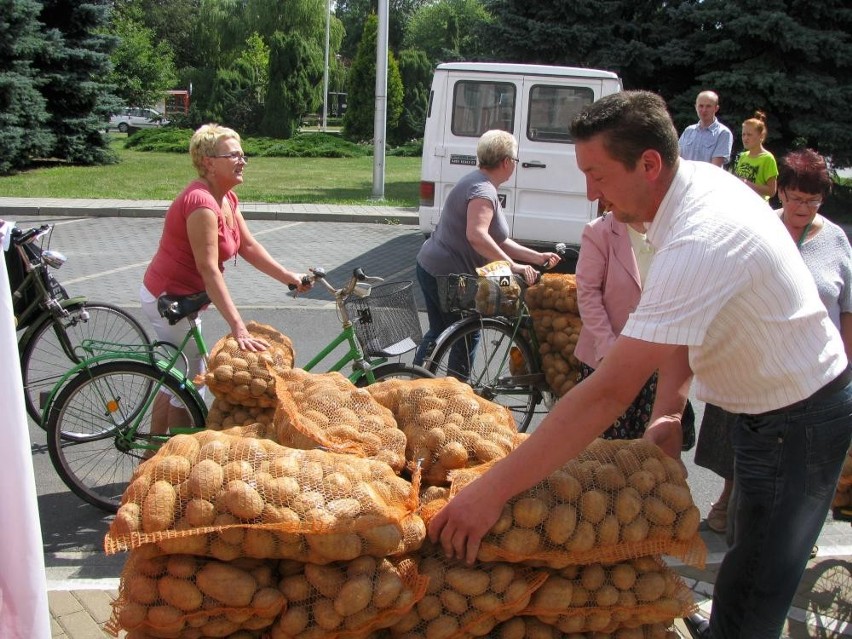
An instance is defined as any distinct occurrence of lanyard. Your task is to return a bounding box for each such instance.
[796,221,812,250]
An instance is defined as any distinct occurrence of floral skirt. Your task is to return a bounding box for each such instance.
[576,363,657,440]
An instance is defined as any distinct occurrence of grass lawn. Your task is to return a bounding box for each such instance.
[0,138,422,207]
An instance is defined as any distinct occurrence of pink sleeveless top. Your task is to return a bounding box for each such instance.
[143,180,241,296]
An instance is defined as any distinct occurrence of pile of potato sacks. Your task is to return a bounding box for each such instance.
[105,323,704,639]
[523,274,584,399]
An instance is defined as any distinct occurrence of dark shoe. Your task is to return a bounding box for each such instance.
[681,400,696,451]
[683,612,712,639]
[810,545,818,559]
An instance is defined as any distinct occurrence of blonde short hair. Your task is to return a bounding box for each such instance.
[189,124,241,176]
[477,130,518,169]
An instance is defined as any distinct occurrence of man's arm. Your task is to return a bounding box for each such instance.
[427,335,681,564]
[643,345,692,463]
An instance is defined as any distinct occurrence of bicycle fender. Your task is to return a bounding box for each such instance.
[59,296,87,308]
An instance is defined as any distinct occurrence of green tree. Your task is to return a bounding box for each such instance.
[111,0,201,72]
[403,0,492,65]
[394,48,432,142]
[335,0,429,60]
[0,0,54,174]
[108,14,178,108]
[35,0,118,164]
[672,0,852,167]
[261,31,323,138]
[343,14,404,142]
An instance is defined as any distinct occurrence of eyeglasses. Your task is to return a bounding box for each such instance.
[211,152,248,163]
[508,156,519,163]
[783,192,822,210]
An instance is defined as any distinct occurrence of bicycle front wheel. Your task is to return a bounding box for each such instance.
[21,301,149,424]
[46,361,205,513]
[426,317,540,432]
[355,363,436,386]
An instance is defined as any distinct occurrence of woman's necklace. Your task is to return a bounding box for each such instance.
[784,213,812,251]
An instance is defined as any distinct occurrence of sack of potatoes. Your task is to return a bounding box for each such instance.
[271,368,407,474]
[388,542,549,639]
[205,397,276,433]
[107,545,285,638]
[199,321,295,407]
[271,556,427,639]
[366,377,521,486]
[474,275,521,317]
[422,439,705,569]
[105,431,425,563]
[525,273,580,314]
[494,616,679,639]
[521,556,694,634]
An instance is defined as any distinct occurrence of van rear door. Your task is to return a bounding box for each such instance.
[429,70,523,223]
[508,78,602,246]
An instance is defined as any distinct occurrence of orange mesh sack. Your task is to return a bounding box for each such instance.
[270,556,427,639]
[366,377,520,486]
[205,397,276,433]
[106,546,285,638]
[422,439,706,569]
[520,556,695,634]
[198,321,295,407]
[494,616,679,639]
[525,274,583,398]
[389,542,548,639]
[270,368,407,473]
[105,431,425,563]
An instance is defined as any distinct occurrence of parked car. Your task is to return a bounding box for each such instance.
[108,107,168,133]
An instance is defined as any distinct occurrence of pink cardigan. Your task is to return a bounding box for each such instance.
[574,213,642,368]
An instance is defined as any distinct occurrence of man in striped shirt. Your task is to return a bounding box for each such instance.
[428,90,852,639]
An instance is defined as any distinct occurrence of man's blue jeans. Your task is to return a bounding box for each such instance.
[709,380,852,639]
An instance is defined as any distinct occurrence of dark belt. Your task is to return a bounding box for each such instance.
[758,365,852,416]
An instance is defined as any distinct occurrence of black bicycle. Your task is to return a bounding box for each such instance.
[7,223,149,424]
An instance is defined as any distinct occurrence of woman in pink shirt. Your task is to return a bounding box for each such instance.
[141,124,309,432]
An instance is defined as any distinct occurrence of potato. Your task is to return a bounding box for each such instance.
[184,498,216,527]
[594,463,627,490]
[112,503,141,535]
[425,615,460,639]
[305,563,345,599]
[314,598,344,630]
[634,572,666,602]
[446,567,490,597]
[610,563,637,590]
[117,601,147,629]
[500,528,541,555]
[126,574,159,605]
[154,455,192,484]
[644,496,676,526]
[614,486,643,524]
[596,513,621,546]
[196,562,257,607]
[579,489,608,524]
[440,589,469,615]
[334,575,373,617]
[252,587,286,618]
[308,532,363,561]
[566,521,596,552]
[158,575,203,611]
[531,577,572,610]
[142,480,177,532]
[675,505,701,540]
[621,516,650,543]
[544,503,577,545]
[188,459,225,500]
[627,469,657,496]
[438,441,468,469]
[223,480,265,520]
[656,482,693,512]
[166,555,197,579]
[372,569,404,609]
[242,528,278,558]
[512,497,549,528]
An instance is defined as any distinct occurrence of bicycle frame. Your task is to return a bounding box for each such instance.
[301,320,392,385]
[40,324,209,450]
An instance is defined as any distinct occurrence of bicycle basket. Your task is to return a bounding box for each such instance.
[437,273,522,317]
[344,281,422,357]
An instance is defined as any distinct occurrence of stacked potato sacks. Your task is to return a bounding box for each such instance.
[524,274,583,398]
[419,438,703,637]
[365,377,521,486]
[106,430,428,637]
[833,447,852,521]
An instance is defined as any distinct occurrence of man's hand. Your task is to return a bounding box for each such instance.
[643,416,687,477]
[427,477,504,565]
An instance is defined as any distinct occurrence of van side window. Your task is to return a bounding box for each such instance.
[451,81,516,137]
[527,85,595,143]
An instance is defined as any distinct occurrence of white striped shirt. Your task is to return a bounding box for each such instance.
[622,160,847,414]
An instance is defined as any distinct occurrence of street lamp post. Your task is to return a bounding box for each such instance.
[322,0,330,132]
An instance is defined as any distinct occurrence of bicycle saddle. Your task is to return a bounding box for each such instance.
[157,291,211,325]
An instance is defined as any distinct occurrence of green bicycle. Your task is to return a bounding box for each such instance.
[44,267,431,512]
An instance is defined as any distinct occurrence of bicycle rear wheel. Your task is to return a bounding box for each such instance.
[46,361,205,513]
[426,317,540,432]
[355,362,435,386]
[21,301,149,425]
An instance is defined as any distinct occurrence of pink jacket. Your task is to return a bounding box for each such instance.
[574,213,642,368]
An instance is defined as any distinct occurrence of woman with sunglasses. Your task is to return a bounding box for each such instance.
[141,124,310,433]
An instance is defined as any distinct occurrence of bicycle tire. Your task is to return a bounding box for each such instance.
[355,362,436,386]
[46,360,205,513]
[20,301,149,426]
[426,317,540,432]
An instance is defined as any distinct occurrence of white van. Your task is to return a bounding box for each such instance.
[418,62,622,252]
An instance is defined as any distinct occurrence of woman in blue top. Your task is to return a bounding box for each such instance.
[414,130,560,365]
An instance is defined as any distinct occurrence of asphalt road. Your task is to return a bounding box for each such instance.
[13,214,732,585]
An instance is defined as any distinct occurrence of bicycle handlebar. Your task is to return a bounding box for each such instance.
[12,224,51,246]
[289,267,384,300]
